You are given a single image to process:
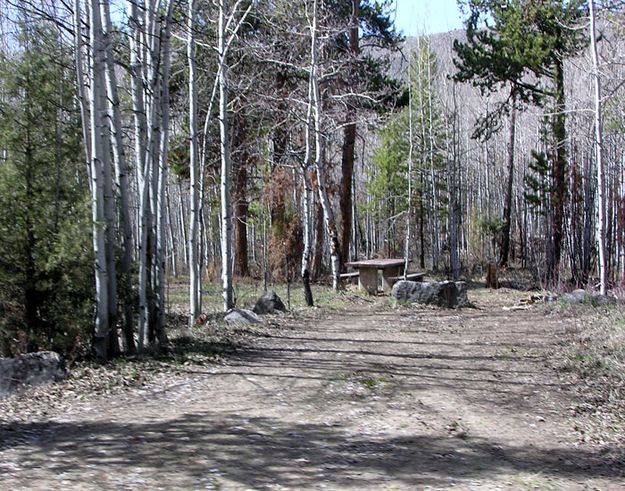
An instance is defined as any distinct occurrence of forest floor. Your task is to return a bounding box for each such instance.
[0,286,624,490]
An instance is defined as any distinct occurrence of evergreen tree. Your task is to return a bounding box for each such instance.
[0,22,91,356]
[454,0,587,279]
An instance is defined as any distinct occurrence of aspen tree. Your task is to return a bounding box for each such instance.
[310,0,341,291]
[589,0,606,295]
[188,0,200,323]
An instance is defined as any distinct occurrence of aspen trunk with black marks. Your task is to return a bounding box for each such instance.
[219,0,234,311]
[426,40,440,271]
[126,0,149,349]
[404,49,414,279]
[310,0,340,291]
[301,64,316,306]
[301,168,315,306]
[88,0,111,360]
[589,0,606,295]
[448,87,461,280]
[102,0,135,354]
[73,0,91,167]
[188,0,201,324]
[101,104,120,357]
[155,2,175,343]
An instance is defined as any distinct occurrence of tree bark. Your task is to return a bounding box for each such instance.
[188,0,201,324]
[88,0,110,360]
[101,0,135,354]
[126,0,150,349]
[339,0,359,268]
[548,56,567,285]
[301,62,316,306]
[219,0,234,311]
[589,0,606,295]
[233,160,249,277]
[448,87,461,280]
[310,0,340,290]
[499,101,517,268]
[155,2,175,345]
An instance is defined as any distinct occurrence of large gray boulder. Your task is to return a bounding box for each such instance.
[562,289,614,305]
[392,280,469,308]
[224,308,261,325]
[253,290,287,315]
[456,281,469,307]
[0,351,67,397]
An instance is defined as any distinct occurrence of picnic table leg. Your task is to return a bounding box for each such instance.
[381,266,402,293]
[358,267,378,295]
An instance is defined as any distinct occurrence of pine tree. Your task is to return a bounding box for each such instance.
[0,21,91,355]
[454,0,587,279]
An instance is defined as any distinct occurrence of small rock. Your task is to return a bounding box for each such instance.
[224,308,261,325]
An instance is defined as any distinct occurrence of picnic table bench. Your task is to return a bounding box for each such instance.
[388,272,426,282]
[339,271,360,284]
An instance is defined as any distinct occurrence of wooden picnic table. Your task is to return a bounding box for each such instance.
[344,258,409,294]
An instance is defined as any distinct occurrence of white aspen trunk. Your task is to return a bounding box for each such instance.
[166,184,177,276]
[126,0,150,349]
[301,171,314,302]
[137,147,150,349]
[145,2,163,344]
[311,0,340,291]
[415,37,433,269]
[589,0,606,295]
[155,2,175,342]
[101,0,135,353]
[101,98,119,355]
[449,87,461,280]
[404,49,414,279]
[188,0,201,323]
[426,49,440,271]
[177,180,189,265]
[95,8,118,353]
[73,0,91,171]
[301,67,315,306]
[219,0,234,311]
[88,0,110,360]
[197,0,253,303]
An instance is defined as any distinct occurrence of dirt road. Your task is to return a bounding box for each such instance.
[0,291,623,490]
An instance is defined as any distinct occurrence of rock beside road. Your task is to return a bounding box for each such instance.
[0,351,67,397]
[392,280,470,308]
[253,290,287,315]
[562,289,614,305]
[224,308,262,325]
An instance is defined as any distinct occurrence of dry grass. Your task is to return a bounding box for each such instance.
[552,302,625,449]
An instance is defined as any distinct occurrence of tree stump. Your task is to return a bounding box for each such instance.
[486,263,499,289]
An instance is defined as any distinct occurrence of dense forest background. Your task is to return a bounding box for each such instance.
[0,0,623,360]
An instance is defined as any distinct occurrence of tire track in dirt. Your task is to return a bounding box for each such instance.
[0,295,623,490]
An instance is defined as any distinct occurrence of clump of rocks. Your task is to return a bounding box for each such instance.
[392,280,470,308]
[0,351,67,397]
[224,290,287,325]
